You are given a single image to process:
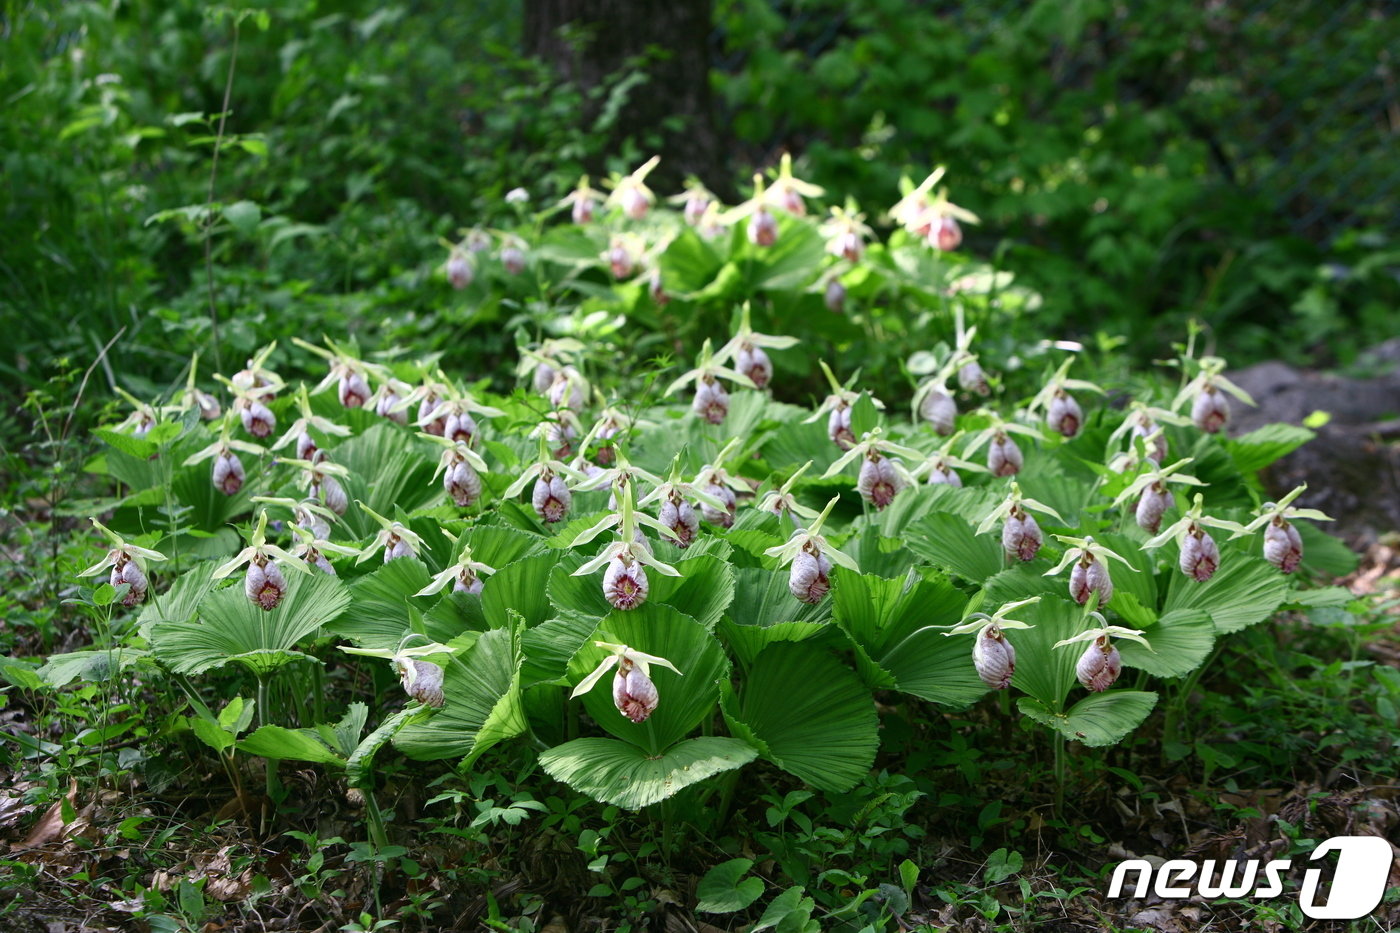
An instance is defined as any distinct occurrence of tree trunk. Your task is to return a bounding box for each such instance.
[523,0,731,197]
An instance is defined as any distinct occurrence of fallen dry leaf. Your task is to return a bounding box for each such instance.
[15,780,78,849]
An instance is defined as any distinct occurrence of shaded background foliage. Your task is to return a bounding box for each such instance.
[2,0,1397,418]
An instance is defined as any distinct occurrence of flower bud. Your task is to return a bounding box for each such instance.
[1069,555,1113,605]
[241,400,275,439]
[1191,386,1229,433]
[735,345,772,390]
[659,497,699,549]
[446,250,473,290]
[1263,519,1303,573]
[297,507,331,542]
[857,455,901,510]
[1135,483,1173,535]
[747,207,778,247]
[193,390,221,421]
[532,363,556,396]
[454,567,484,595]
[788,548,833,603]
[973,627,1015,689]
[501,245,526,275]
[828,405,855,450]
[212,450,245,496]
[829,231,862,263]
[418,395,446,436]
[603,555,649,611]
[958,361,989,395]
[926,461,963,487]
[775,186,806,217]
[919,389,957,435]
[1076,638,1122,692]
[1179,526,1219,582]
[700,482,736,528]
[111,558,147,607]
[824,279,846,313]
[397,659,445,708]
[1002,509,1043,561]
[444,412,477,446]
[929,215,962,252]
[445,459,482,507]
[692,378,730,425]
[612,660,659,722]
[1047,391,1082,438]
[532,474,571,523]
[339,372,370,409]
[384,533,416,562]
[304,548,336,575]
[987,433,1023,477]
[245,558,287,611]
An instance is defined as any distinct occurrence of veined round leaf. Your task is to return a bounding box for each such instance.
[152,571,350,675]
[696,858,764,913]
[137,563,217,639]
[538,736,757,810]
[568,605,728,754]
[1017,690,1158,747]
[521,615,600,687]
[327,424,439,538]
[832,572,980,706]
[723,642,877,792]
[1295,522,1358,577]
[394,625,528,764]
[327,558,433,653]
[904,511,1004,582]
[1008,596,1089,711]
[721,567,833,666]
[1163,549,1290,634]
[1119,609,1215,678]
[1096,531,1158,616]
[486,553,561,629]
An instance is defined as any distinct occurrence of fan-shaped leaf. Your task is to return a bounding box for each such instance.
[539,736,757,810]
[1018,690,1158,747]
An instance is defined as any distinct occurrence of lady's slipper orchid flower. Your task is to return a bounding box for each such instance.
[668,177,716,226]
[503,436,589,523]
[177,354,222,421]
[802,361,886,451]
[184,416,265,496]
[822,428,922,511]
[962,411,1040,477]
[270,384,352,461]
[764,497,860,603]
[1173,356,1255,434]
[561,175,603,225]
[1028,359,1104,439]
[712,304,799,392]
[444,245,473,290]
[566,482,683,610]
[281,453,352,515]
[912,377,958,435]
[251,495,340,544]
[291,336,377,409]
[1229,484,1333,573]
[354,501,427,564]
[80,519,167,607]
[912,431,989,488]
[976,481,1065,562]
[213,511,310,611]
[571,642,683,723]
[229,342,283,394]
[766,152,825,216]
[943,597,1042,689]
[1055,612,1153,692]
[421,432,490,508]
[605,156,661,220]
[287,525,359,575]
[755,460,821,522]
[1044,536,1138,605]
[1110,457,1206,535]
[415,543,497,597]
[665,339,757,425]
[819,204,872,263]
[1109,403,1188,466]
[639,455,736,546]
[690,438,752,528]
[1141,493,1245,582]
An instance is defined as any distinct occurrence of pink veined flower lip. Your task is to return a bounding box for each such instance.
[973,627,1015,689]
[339,372,370,409]
[110,557,147,607]
[1048,391,1082,438]
[376,391,407,424]
[399,659,446,708]
[1135,483,1172,535]
[659,497,698,549]
[926,462,962,487]
[241,400,276,438]
[245,558,287,611]
[735,345,772,390]
[612,660,659,722]
[446,251,472,289]
[987,434,1023,477]
[1002,509,1042,562]
[384,534,416,562]
[929,215,962,252]
[699,482,736,528]
[824,279,846,313]
[1069,555,1113,605]
[919,389,956,435]
[958,361,989,395]
[501,246,526,275]
[827,405,855,450]
[747,207,778,246]
[1263,518,1303,573]
[692,379,730,425]
[857,455,901,510]
[603,555,649,611]
[788,548,833,603]
[1179,526,1219,582]
[1192,385,1229,433]
[213,450,245,496]
[532,474,571,524]
[445,459,482,507]
[454,567,484,595]
[1131,422,1168,463]
[1076,637,1122,692]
